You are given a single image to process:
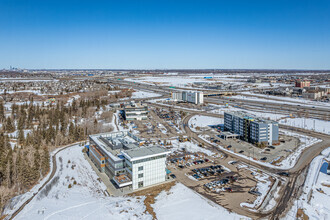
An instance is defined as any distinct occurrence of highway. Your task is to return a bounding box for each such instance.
[110,79,330,121]
[122,81,330,219]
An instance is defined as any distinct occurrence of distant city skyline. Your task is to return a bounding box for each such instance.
[1,0,330,69]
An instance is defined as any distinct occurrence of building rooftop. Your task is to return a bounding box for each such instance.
[123,146,170,160]
[226,111,278,124]
[89,131,141,161]
[124,102,147,109]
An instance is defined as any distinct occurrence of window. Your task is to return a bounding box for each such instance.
[138,166,143,171]
[138,173,143,178]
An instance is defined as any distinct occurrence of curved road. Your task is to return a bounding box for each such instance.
[8,142,83,220]
[182,113,329,219]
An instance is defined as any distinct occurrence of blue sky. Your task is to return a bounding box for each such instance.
[0,0,329,69]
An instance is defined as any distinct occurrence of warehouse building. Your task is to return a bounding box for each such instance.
[171,90,204,104]
[88,131,170,190]
[224,112,279,145]
[123,101,148,120]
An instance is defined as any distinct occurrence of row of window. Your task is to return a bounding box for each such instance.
[132,155,166,164]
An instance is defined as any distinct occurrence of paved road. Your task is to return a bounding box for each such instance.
[182,113,329,219]
[8,142,83,220]
[110,80,330,120]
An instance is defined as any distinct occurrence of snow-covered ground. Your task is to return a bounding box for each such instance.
[12,145,152,220]
[275,130,322,168]
[229,94,330,109]
[241,171,271,209]
[169,139,215,156]
[66,95,80,106]
[241,92,330,108]
[189,115,224,132]
[6,144,247,220]
[131,90,161,99]
[284,148,330,220]
[152,183,248,220]
[279,118,330,135]
[209,105,285,121]
[125,75,247,88]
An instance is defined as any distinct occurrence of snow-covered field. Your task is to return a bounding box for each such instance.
[12,145,151,220]
[125,75,246,88]
[152,183,247,220]
[241,92,330,108]
[285,148,330,220]
[189,115,224,132]
[230,94,330,109]
[279,118,330,135]
[209,105,285,121]
[9,144,246,220]
[131,90,161,99]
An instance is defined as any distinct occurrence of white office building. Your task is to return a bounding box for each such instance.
[171,90,204,104]
[122,147,169,189]
[88,131,170,190]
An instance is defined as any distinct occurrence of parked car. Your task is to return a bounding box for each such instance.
[239,150,244,153]
[278,172,290,177]
[260,157,267,161]
[170,174,176,179]
[268,146,275,149]
[224,187,232,192]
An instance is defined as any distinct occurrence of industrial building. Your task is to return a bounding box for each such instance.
[123,102,148,120]
[87,131,170,190]
[224,112,279,145]
[171,90,204,104]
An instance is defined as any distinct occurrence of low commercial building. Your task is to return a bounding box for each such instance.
[88,131,170,190]
[124,102,148,120]
[224,112,279,145]
[171,90,204,104]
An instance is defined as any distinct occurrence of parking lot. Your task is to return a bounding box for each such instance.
[199,128,300,164]
[167,154,273,214]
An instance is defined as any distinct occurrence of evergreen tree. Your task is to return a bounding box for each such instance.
[5,117,15,133]
[0,102,5,122]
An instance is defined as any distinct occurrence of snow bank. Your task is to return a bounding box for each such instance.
[285,149,330,220]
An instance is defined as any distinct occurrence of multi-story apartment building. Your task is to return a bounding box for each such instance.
[171,91,204,104]
[124,102,148,121]
[295,80,310,88]
[224,112,279,145]
[87,131,170,190]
